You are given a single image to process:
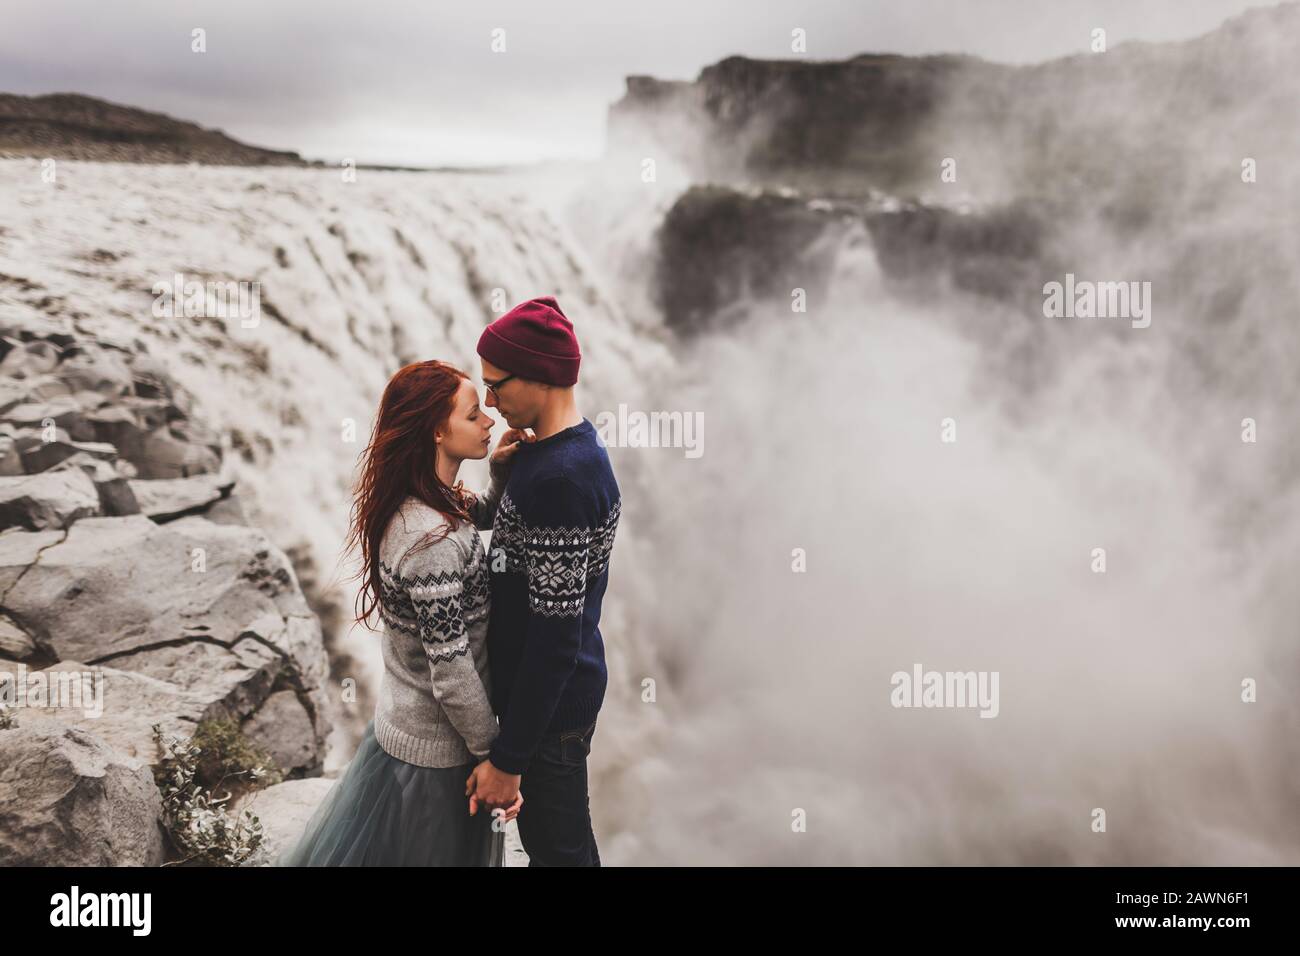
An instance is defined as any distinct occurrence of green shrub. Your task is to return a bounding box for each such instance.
[152,717,282,867]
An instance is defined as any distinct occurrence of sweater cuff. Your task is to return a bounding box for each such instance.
[488,737,531,776]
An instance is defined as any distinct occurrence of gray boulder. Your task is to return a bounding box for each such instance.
[50,452,140,517]
[0,612,37,661]
[1,515,332,766]
[240,689,320,775]
[17,434,118,473]
[4,657,236,764]
[0,527,65,596]
[0,324,335,867]
[3,395,84,431]
[0,710,167,866]
[0,468,100,531]
[230,776,336,863]
[129,473,235,522]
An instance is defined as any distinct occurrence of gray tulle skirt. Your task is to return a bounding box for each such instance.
[273,718,504,867]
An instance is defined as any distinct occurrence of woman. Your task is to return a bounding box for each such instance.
[274,360,531,866]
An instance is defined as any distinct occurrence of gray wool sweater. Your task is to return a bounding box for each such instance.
[372,466,506,768]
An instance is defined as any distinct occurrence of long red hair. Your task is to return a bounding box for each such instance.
[346,360,476,631]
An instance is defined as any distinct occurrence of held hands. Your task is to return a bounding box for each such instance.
[466,758,523,821]
[489,791,524,826]
[489,428,535,473]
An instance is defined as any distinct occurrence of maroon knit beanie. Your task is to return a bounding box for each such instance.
[476,295,581,387]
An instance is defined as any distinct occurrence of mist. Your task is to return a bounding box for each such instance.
[564,10,1300,863]
[1,1,1295,868]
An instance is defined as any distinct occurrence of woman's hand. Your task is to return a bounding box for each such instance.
[489,427,534,472]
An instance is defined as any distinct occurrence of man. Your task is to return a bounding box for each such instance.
[464,294,621,867]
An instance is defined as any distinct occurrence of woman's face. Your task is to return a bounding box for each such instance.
[437,376,494,461]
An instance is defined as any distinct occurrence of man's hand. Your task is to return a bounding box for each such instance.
[489,428,534,472]
[491,791,524,825]
[465,758,521,816]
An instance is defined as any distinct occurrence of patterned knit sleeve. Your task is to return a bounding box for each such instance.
[397,530,499,759]
[488,476,592,774]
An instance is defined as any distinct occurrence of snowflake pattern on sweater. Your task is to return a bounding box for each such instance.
[483,418,621,775]
[371,482,504,767]
[378,527,490,663]
[491,490,620,618]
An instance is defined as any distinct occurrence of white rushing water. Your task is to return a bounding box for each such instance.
[2,153,1296,864]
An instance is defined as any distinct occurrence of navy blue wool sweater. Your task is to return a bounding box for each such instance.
[485,417,620,774]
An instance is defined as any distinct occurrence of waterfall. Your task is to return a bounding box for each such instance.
[4,145,1296,864]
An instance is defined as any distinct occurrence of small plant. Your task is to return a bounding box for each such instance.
[189,716,285,793]
[151,717,281,867]
[0,700,16,730]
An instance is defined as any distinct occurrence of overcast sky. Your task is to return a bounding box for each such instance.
[0,0,1274,167]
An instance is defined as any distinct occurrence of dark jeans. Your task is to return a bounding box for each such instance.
[516,716,601,867]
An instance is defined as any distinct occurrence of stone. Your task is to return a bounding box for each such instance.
[3,396,84,431]
[0,468,100,531]
[241,689,318,774]
[8,658,223,763]
[129,473,235,521]
[0,527,65,596]
[0,711,167,866]
[137,428,221,478]
[1,516,332,765]
[19,436,118,473]
[51,453,140,517]
[203,491,250,527]
[229,776,336,863]
[0,612,36,661]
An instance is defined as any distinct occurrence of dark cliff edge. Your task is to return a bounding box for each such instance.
[610,4,1299,205]
[623,4,1300,338]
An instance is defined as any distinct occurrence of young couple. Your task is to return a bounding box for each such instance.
[275,295,620,867]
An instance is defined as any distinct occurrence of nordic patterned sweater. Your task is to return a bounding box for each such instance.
[372,466,507,768]
[485,417,621,775]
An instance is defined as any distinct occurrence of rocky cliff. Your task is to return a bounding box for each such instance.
[0,314,333,865]
[609,4,1300,206]
[630,3,1300,354]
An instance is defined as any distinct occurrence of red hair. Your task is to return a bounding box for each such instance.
[345,360,476,631]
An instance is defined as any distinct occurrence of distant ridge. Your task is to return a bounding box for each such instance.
[0,92,313,166]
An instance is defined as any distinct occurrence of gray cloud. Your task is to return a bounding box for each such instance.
[0,0,1269,165]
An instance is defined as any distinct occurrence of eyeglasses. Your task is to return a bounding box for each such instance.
[483,373,517,399]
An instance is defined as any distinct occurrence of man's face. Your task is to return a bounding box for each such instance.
[480,356,536,429]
